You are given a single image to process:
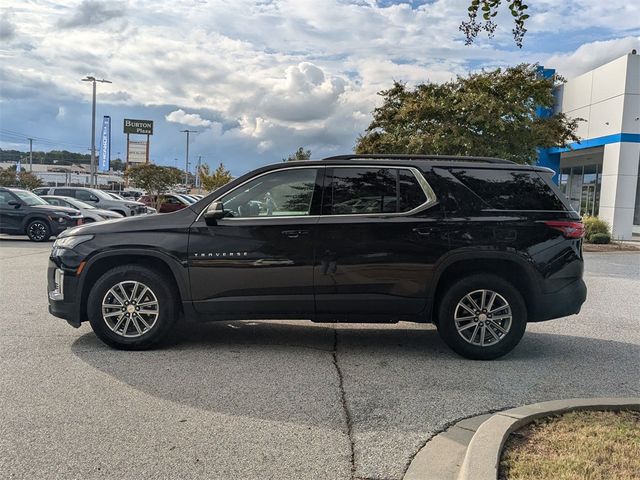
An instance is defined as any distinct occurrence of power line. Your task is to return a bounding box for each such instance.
[0,128,88,150]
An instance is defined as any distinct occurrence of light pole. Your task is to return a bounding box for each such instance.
[180,129,197,186]
[82,76,112,187]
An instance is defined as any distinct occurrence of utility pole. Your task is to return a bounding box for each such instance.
[180,129,197,186]
[28,138,33,172]
[82,76,112,187]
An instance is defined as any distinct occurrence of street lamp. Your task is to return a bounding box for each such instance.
[82,75,112,187]
[180,129,197,186]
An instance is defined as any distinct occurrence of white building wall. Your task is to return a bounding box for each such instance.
[555,53,640,239]
[599,142,640,239]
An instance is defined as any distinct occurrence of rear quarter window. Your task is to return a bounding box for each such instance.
[450,168,568,211]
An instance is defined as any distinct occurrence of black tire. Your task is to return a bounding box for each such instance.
[83,218,95,223]
[436,274,527,360]
[87,265,179,350]
[26,218,51,242]
[113,210,127,217]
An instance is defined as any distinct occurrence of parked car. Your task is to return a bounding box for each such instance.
[41,196,123,223]
[48,155,587,359]
[139,194,191,213]
[33,187,147,217]
[0,187,84,241]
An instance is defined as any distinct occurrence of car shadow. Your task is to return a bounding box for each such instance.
[71,321,640,430]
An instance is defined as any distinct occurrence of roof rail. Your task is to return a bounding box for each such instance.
[321,154,516,165]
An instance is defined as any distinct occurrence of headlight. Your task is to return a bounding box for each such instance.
[53,234,94,249]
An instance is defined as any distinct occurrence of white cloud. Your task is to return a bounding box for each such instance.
[165,109,213,127]
[3,0,640,172]
[546,36,640,79]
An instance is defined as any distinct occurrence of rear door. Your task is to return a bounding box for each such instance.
[188,166,324,316]
[314,165,447,318]
[0,190,23,233]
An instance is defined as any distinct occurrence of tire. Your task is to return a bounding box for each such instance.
[83,218,95,223]
[113,210,127,217]
[436,274,527,360]
[26,219,51,242]
[87,265,179,350]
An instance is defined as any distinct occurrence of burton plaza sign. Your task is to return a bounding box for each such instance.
[123,119,154,135]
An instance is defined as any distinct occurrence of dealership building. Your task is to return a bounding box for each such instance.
[537,52,640,239]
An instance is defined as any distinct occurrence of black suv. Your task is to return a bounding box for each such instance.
[0,187,84,241]
[47,155,586,359]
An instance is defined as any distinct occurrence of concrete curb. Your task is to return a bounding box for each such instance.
[457,397,640,480]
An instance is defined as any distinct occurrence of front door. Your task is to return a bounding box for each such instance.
[314,165,447,318]
[188,166,324,317]
[0,190,23,234]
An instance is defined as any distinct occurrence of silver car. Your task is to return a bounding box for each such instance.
[33,187,147,217]
[41,196,123,223]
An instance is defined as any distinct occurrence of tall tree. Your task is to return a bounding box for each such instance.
[198,163,233,192]
[125,164,183,210]
[282,147,312,162]
[355,64,580,165]
[0,168,42,189]
[461,0,529,48]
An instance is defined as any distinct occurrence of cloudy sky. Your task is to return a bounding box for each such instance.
[1,0,638,174]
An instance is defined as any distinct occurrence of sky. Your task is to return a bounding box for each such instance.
[0,0,639,175]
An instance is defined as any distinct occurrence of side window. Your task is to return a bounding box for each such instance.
[47,198,61,206]
[219,168,320,218]
[76,190,96,202]
[54,188,75,197]
[450,169,567,211]
[0,191,15,206]
[325,167,427,215]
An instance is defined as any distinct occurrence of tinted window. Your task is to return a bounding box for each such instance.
[219,168,319,218]
[326,168,427,215]
[0,191,14,206]
[54,188,75,197]
[451,169,567,211]
[76,190,98,202]
[45,198,62,206]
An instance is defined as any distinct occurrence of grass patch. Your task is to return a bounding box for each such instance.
[499,410,640,480]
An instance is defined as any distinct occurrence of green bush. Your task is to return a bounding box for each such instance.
[589,233,611,244]
[583,216,610,242]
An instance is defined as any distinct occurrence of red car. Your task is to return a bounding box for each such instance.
[139,194,190,213]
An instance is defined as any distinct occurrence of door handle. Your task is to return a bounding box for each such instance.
[281,229,308,239]
[412,227,434,236]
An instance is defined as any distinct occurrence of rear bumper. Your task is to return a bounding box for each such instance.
[529,277,587,322]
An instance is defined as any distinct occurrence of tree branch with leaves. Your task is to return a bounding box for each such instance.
[198,163,233,192]
[125,164,183,210]
[461,0,529,48]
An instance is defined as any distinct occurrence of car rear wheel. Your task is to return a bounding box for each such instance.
[26,219,51,242]
[87,265,178,350]
[437,274,526,360]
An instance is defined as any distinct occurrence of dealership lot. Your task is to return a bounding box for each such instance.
[0,237,638,480]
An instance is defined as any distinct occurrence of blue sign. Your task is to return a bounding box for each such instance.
[99,115,111,172]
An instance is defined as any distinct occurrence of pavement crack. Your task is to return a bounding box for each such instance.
[333,328,356,480]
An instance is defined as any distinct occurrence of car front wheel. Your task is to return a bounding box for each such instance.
[437,274,527,360]
[26,219,51,242]
[87,265,178,350]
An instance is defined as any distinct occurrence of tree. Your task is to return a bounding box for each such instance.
[125,164,183,210]
[355,64,580,165]
[282,147,312,162]
[0,167,42,189]
[461,0,529,48]
[110,158,125,172]
[198,163,233,192]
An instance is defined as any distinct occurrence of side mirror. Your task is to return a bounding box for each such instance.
[8,200,21,208]
[204,202,225,226]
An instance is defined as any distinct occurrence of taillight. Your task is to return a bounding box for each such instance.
[543,220,584,239]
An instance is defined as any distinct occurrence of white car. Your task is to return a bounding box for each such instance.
[41,195,124,223]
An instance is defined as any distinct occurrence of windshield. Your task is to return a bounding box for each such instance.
[109,193,125,200]
[177,194,196,204]
[14,190,49,206]
[92,189,114,200]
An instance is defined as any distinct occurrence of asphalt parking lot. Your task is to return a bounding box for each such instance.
[0,237,638,480]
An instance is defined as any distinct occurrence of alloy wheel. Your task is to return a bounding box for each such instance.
[101,281,159,338]
[28,222,47,241]
[454,289,512,347]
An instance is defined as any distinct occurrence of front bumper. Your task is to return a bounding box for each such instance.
[47,260,83,327]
